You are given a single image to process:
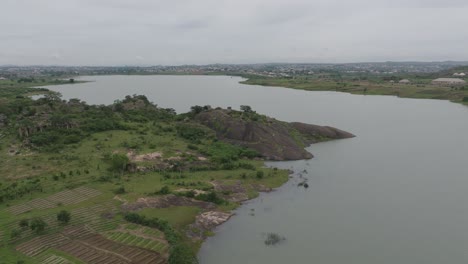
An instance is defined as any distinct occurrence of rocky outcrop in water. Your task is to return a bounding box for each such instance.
[194,109,354,161]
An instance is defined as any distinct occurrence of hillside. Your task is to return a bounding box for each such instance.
[194,108,354,160]
[0,86,353,264]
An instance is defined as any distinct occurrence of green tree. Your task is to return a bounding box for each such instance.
[109,153,129,173]
[240,105,253,113]
[57,210,71,225]
[18,219,29,229]
[30,217,47,234]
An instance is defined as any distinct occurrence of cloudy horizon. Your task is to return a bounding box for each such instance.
[2,0,468,66]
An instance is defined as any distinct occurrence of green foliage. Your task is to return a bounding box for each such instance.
[201,141,258,164]
[169,244,199,264]
[114,186,126,194]
[123,213,179,245]
[30,217,47,234]
[176,122,214,142]
[123,213,198,264]
[195,191,225,205]
[57,210,71,224]
[240,105,253,113]
[156,185,171,195]
[256,170,264,179]
[108,153,129,173]
[0,179,42,204]
[19,219,29,228]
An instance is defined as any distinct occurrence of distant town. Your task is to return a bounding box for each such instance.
[1,61,468,80]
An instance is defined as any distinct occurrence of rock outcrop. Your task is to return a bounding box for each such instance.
[194,109,354,161]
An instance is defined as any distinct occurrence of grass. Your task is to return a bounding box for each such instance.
[138,206,201,229]
[242,76,468,105]
[0,86,293,263]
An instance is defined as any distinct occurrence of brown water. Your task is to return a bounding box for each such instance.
[44,75,468,264]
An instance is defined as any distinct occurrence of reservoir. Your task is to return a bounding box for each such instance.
[44,75,468,264]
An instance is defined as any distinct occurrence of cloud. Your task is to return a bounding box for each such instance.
[1,0,468,65]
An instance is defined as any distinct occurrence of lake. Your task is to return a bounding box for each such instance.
[44,75,468,264]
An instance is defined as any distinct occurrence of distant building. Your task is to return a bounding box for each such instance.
[399,79,411,84]
[432,78,466,86]
[453,72,466,77]
[0,77,7,80]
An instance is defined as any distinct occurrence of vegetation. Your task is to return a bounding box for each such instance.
[0,81,290,263]
[264,232,285,246]
[124,213,199,264]
[56,210,71,225]
[242,74,468,105]
[29,217,47,234]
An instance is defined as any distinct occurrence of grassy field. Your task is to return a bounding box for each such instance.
[242,76,468,105]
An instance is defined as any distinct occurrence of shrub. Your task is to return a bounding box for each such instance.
[256,171,264,179]
[108,153,129,173]
[114,186,126,194]
[195,191,225,205]
[156,186,171,195]
[176,123,214,141]
[30,217,47,234]
[19,219,29,229]
[57,210,71,225]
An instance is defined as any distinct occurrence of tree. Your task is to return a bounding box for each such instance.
[156,186,170,195]
[57,210,71,225]
[19,219,29,229]
[240,105,253,113]
[30,217,47,234]
[109,153,129,173]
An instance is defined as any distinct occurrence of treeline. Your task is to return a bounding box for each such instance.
[4,94,177,151]
[0,178,43,203]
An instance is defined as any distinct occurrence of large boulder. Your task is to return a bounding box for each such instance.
[194,109,354,161]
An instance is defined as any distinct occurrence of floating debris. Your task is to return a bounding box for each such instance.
[264,232,286,246]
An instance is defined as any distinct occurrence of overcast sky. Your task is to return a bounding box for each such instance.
[2,0,468,65]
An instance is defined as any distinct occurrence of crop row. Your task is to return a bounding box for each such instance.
[40,254,71,264]
[16,233,69,257]
[6,187,102,216]
[106,231,169,254]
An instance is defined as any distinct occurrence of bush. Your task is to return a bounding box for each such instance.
[256,171,264,179]
[195,191,225,205]
[108,153,129,173]
[114,186,126,194]
[19,219,29,229]
[176,123,214,141]
[57,210,71,225]
[156,186,171,195]
[30,217,47,234]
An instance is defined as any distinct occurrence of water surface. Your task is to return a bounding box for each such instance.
[44,75,468,264]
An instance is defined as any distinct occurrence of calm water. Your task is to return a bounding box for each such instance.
[44,75,468,264]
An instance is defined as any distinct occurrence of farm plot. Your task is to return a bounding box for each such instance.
[16,233,70,257]
[56,234,166,264]
[40,254,71,264]
[6,186,102,215]
[105,231,169,254]
[4,200,118,244]
[56,240,128,264]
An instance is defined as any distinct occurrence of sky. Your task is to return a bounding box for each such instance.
[1,0,468,65]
